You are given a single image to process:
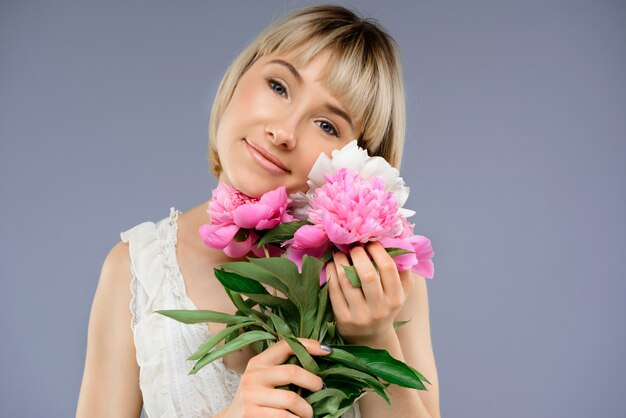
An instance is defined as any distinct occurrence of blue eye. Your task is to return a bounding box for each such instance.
[316,120,339,137]
[268,79,287,97]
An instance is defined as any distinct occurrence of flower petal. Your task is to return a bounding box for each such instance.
[285,246,306,272]
[412,259,434,279]
[293,225,329,249]
[307,153,334,189]
[331,140,366,173]
[223,233,255,258]
[379,237,418,271]
[399,208,416,218]
[198,224,239,249]
[362,156,397,182]
[323,217,357,245]
[406,235,435,279]
[233,203,274,229]
[259,186,288,210]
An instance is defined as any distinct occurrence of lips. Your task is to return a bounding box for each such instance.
[244,139,290,173]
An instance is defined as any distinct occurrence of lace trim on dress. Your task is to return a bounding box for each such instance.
[159,207,193,416]
[162,208,243,376]
[158,207,242,416]
[129,268,139,332]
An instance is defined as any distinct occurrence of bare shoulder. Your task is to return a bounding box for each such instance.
[99,241,132,284]
[89,242,135,328]
[106,240,131,267]
[76,241,143,418]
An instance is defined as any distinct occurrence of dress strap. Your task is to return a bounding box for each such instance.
[169,207,180,227]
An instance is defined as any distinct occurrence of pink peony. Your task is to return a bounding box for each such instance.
[199,183,292,258]
[286,167,435,280]
[379,235,435,279]
[307,168,403,244]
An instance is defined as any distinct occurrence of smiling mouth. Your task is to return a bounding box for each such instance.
[244,139,290,174]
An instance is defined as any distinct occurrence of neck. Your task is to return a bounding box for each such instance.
[177,200,254,264]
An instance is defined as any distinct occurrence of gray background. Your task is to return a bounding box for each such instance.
[1,0,624,417]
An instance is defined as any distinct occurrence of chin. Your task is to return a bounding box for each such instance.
[231,179,280,199]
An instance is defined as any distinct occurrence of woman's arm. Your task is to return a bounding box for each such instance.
[327,243,440,418]
[76,242,143,418]
[357,274,440,418]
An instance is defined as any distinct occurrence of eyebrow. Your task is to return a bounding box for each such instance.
[266,59,354,130]
[267,59,303,84]
[324,104,354,130]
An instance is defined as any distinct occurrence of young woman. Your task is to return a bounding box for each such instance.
[76,5,440,418]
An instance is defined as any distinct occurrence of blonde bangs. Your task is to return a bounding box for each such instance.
[208,5,406,178]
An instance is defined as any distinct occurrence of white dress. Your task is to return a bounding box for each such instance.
[121,208,361,418]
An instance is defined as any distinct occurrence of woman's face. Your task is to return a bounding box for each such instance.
[215,51,360,198]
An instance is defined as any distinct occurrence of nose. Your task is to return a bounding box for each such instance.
[265,121,296,150]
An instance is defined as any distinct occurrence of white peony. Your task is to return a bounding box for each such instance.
[289,140,415,220]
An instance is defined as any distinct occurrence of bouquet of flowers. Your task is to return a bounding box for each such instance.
[158,140,434,418]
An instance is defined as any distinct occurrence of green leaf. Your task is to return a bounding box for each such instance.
[319,247,335,264]
[256,220,310,247]
[299,255,323,337]
[327,322,336,340]
[284,337,319,374]
[385,247,415,257]
[245,294,300,320]
[189,330,275,375]
[311,382,363,418]
[342,265,362,287]
[268,312,294,337]
[325,347,371,374]
[318,366,386,393]
[322,378,364,400]
[223,289,253,317]
[332,345,428,390]
[408,364,432,385]
[312,284,329,339]
[325,391,369,418]
[312,393,343,416]
[187,321,254,360]
[247,257,300,289]
[214,269,269,294]
[305,388,347,404]
[156,309,249,325]
[233,228,249,242]
[393,320,411,330]
[369,382,391,405]
[219,261,289,295]
[250,339,266,354]
[318,321,329,343]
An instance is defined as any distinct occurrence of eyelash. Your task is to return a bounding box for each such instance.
[315,120,339,137]
[267,78,288,97]
[266,78,341,138]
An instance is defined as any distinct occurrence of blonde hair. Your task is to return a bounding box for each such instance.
[208,4,406,178]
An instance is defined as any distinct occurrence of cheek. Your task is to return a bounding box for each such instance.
[295,143,339,181]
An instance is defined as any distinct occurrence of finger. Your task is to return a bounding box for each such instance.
[349,245,384,305]
[332,250,366,308]
[367,242,403,304]
[251,338,332,367]
[255,407,300,418]
[257,364,324,392]
[248,388,314,418]
[326,262,350,318]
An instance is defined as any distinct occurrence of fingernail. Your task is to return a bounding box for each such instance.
[320,344,332,353]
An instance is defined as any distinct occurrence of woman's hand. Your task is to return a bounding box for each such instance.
[216,339,331,418]
[326,241,415,345]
